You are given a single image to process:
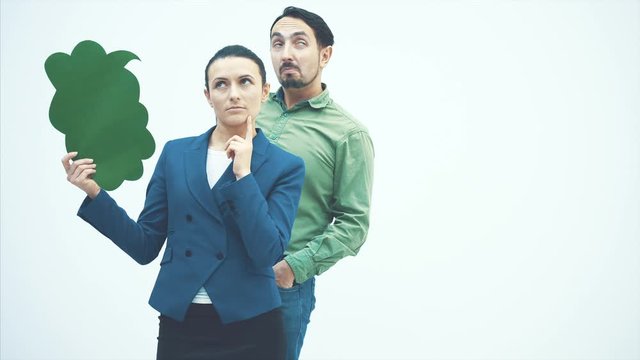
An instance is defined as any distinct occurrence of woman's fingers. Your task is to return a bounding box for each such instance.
[68,159,94,177]
[224,134,253,179]
[226,141,241,159]
[66,158,94,176]
[71,167,97,183]
[61,152,101,198]
[61,152,78,172]
[77,168,97,182]
[69,163,96,183]
[224,135,244,149]
[245,115,253,141]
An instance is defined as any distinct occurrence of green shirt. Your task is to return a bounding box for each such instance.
[256,86,375,283]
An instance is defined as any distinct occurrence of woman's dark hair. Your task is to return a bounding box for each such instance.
[270,6,334,48]
[204,45,267,90]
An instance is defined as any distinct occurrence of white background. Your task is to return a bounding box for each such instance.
[1,0,639,359]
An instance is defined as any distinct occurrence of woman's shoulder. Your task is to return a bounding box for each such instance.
[161,129,211,153]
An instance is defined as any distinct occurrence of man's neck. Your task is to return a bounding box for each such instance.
[282,83,323,110]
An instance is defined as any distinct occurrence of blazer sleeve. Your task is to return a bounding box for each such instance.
[217,156,305,268]
[77,143,170,265]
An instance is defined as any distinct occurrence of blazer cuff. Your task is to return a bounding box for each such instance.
[77,189,113,220]
[216,174,260,211]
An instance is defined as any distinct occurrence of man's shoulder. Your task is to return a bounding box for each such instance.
[267,141,305,168]
[257,96,284,121]
[325,99,370,138]
[265,142,305,181]
[263,95,279,106]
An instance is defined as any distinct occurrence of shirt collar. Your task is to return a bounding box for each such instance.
[273,83,331,110]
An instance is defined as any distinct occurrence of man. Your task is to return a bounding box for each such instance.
[257,6,375,360]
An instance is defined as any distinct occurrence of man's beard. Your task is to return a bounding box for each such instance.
[278,63,319,89]
[280,77,307,89]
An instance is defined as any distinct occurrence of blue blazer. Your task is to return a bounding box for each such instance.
[78,127,305,323]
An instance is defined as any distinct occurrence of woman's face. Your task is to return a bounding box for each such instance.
[204,56,269,128]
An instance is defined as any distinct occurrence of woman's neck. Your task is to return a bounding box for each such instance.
[208,123,255,150]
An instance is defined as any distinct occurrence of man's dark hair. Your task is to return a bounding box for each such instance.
[204,45,267,90]
[270,6,334,48]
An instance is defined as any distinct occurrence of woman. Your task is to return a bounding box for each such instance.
[61,45,305,359]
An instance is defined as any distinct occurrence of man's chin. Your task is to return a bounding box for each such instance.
[280,78,306,89]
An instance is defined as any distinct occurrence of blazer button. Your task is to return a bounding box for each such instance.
[185,250,192,257]
[186,214,192,222]
[216,251,224,260]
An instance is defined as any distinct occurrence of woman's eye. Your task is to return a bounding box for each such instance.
[241,78,252,85]
[214,81,226,89]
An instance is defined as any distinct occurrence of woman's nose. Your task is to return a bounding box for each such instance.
[229,83,240,100]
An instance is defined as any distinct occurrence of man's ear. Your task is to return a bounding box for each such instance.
[319,46,333,69]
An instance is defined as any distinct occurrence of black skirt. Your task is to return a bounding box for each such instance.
[156,304,285,360]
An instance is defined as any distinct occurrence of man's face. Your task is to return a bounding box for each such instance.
[270,17,323,89]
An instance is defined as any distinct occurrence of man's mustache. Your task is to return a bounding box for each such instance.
[280,62,300,73]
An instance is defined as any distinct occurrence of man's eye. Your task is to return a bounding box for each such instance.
[272,41,283,48]
[296,40,307,46]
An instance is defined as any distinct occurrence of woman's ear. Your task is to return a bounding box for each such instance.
[262,83,271,102]
[204,88,213,107]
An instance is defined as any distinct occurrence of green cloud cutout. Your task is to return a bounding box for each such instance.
[45,40,155,191]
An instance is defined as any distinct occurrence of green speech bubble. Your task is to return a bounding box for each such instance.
[45,40,155,191]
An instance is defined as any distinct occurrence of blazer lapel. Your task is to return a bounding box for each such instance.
[211,129,271,191]
[209,130,266,217]
[211,162,236,189]
[186,128,271,219]
[184,127,224,223]
[247,129,269,175]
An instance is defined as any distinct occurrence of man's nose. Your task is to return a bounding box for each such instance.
[281,43,294,60]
